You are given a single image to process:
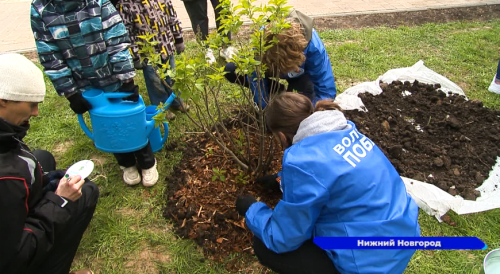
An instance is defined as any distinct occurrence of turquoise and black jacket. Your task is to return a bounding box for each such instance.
[31,0,136,96]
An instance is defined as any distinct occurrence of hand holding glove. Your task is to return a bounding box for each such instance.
[235,195,257,216]
[67,92,92,114]
[121,79,139,102]
[256,174,280,192]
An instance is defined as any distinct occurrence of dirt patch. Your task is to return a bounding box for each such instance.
[52,140,73,156]
[344,81,500,199]
[125,243,171,273]
[116,208,142,217]
[89,155,107,166]
[313,4,500,30]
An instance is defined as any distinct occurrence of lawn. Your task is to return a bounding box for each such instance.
[25,18,500,273]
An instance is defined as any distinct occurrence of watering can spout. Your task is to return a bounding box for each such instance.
[145,119,156,137]
[145,105,170,152]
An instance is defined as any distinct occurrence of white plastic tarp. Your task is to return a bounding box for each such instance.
[335,60,500,221]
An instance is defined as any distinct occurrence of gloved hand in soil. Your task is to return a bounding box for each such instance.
[236,195,257,216]
[256,174,281,192]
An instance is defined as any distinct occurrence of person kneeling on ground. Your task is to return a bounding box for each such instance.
[0,53,99,274]
[236,93,420,274]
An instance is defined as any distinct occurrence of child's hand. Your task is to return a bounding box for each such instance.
[67,92,92,114]
[121,80,139,102]
[175,43,185,55]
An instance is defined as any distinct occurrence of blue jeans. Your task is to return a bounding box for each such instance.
[142,55,182,109]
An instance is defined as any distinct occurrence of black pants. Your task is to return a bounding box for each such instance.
[253,237,340,274]
[113,142,155,169]
[224,62,315,102]
[31,150,99,274]
[183,0,231,41]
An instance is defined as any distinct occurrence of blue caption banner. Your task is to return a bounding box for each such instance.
[313,237,487,250]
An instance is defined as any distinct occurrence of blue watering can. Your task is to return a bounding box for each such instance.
[77,89,169,153]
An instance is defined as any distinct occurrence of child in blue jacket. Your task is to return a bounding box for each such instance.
[236,93,420,274]
[224,10,337,108]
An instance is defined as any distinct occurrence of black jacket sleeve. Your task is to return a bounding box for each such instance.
[0,177,77,273]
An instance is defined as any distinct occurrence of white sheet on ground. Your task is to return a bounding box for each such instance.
[335,60,500,222]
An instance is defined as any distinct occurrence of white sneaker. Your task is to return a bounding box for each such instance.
[121,166,141,185]
[205,48,216,64]
[142,160,158,187]
[221,46,237,61]
[488,75,500,95]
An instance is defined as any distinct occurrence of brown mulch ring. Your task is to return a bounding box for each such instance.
[163,133,282,272]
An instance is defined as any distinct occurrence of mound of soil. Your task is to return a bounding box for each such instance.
[344,80,500,199]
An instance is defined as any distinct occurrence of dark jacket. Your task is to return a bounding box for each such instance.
[114,0,184,62]
[0,118,77,273]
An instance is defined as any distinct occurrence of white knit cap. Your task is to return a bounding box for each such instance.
[0,53,45,102]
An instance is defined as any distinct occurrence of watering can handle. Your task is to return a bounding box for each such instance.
[104,92,138,99]
[77,114,93,140]
[159,122,169,147]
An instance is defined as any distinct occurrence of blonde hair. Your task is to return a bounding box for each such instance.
[262,20,308,75]
[265,93,341,142]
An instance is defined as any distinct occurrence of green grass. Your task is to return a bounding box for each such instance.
[25,18,500,274]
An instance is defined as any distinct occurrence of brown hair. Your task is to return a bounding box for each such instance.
[262,21,309,76]
[265,93,341,143]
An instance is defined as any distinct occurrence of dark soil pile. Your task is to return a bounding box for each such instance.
[344,80,500,200]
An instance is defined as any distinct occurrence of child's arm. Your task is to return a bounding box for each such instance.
[30,6,77,97]
[101,0,136,82]
[163,0,184,49]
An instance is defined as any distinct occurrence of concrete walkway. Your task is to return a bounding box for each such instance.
[0,0,497,53]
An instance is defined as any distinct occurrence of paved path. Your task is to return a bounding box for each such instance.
[0,0,497,53]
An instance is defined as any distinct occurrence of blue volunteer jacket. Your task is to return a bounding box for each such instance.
[249,27,337,108]
[301,28,337,103]
[246,118,420,274]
